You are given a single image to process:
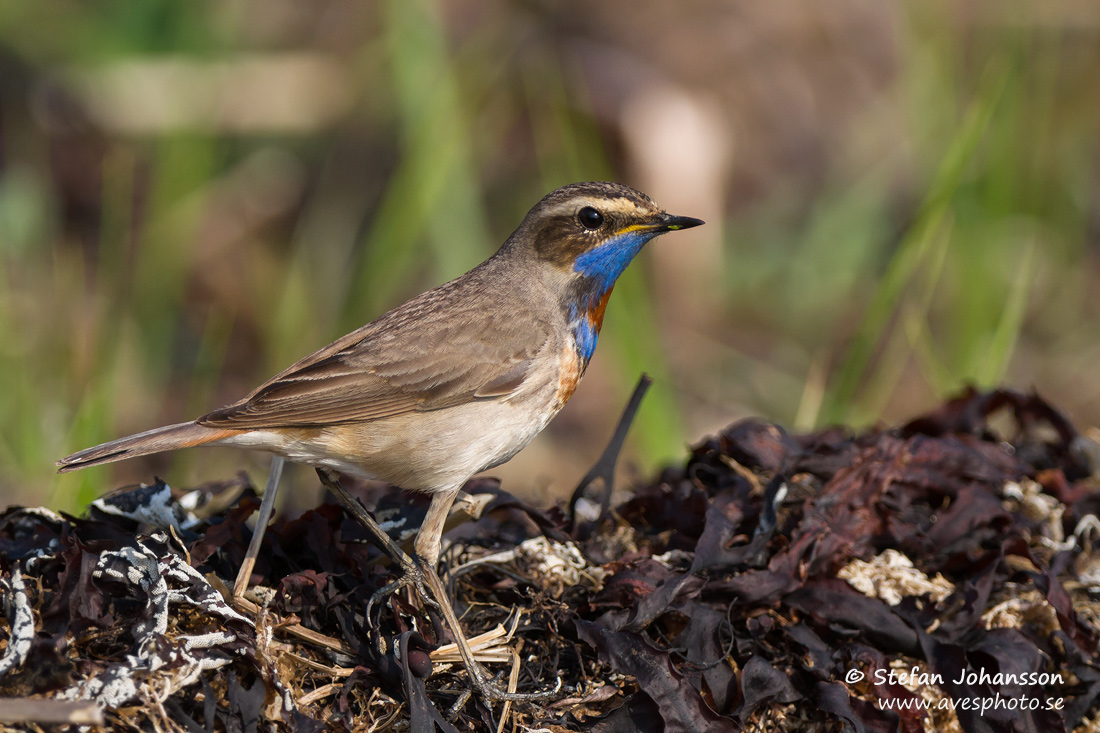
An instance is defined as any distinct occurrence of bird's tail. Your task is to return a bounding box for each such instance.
[57,422,235,472]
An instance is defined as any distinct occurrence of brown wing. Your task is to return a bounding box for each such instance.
[198,277,555,429]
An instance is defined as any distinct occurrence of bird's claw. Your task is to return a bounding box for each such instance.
[467,666,563,703]
[365,558,443,622]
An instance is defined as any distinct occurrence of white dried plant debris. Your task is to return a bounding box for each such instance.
[980,585,1060,634]
[451,537,606,598]
[175,489,202,514]
[8,506,66,525]
[572,497,603,524]
[59,665,141,708]
[96,544,171,638]
[0,566,35,676]
[582,520,639,563]
[159,551,250,626]
[91,479,202,532]
[837,549,953,606]
[515,537,607,593]
[244,584,278,608]
[1002,480,1065,546]
[651,549,695,569]
[59,534,253,709]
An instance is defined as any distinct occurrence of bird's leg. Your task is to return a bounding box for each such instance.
[233,456,285,600]
[413,488,559,704]
[319,470,557,703]
[314,468,439,617]
[412,487,461,569]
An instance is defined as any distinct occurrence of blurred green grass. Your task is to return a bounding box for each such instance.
[0,1,1097,512]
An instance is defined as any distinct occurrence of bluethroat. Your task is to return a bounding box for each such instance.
[58,181,703,701]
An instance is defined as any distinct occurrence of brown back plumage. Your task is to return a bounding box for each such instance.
[198,260,557,429]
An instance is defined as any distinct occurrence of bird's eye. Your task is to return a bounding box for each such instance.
[578,206,604,230]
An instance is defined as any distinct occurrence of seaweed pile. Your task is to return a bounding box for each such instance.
[0,388,1097,732]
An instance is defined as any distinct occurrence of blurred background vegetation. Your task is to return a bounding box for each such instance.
[1,0,1098,513]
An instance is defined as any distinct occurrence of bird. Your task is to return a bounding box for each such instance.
[58,180,703,700]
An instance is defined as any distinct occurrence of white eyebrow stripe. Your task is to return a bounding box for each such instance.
[541,197,650,219]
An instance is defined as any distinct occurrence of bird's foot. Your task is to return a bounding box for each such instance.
[464,658,563,704]
[365,556,444,622]
[413,557,562,704]
[316,469,562,704]
[367,558,560,702]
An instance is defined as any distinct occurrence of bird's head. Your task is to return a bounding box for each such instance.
[506,181,703,362]
[516,181,704,291]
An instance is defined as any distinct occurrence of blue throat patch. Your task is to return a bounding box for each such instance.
[568,231,656,361]
[572,231,654,292]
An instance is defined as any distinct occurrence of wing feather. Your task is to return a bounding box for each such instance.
[198,274,556,429]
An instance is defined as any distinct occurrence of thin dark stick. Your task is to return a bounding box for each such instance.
[569,373,653,522]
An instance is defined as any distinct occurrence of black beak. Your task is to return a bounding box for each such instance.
[615,212,705,236]
[655,213,705,232]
